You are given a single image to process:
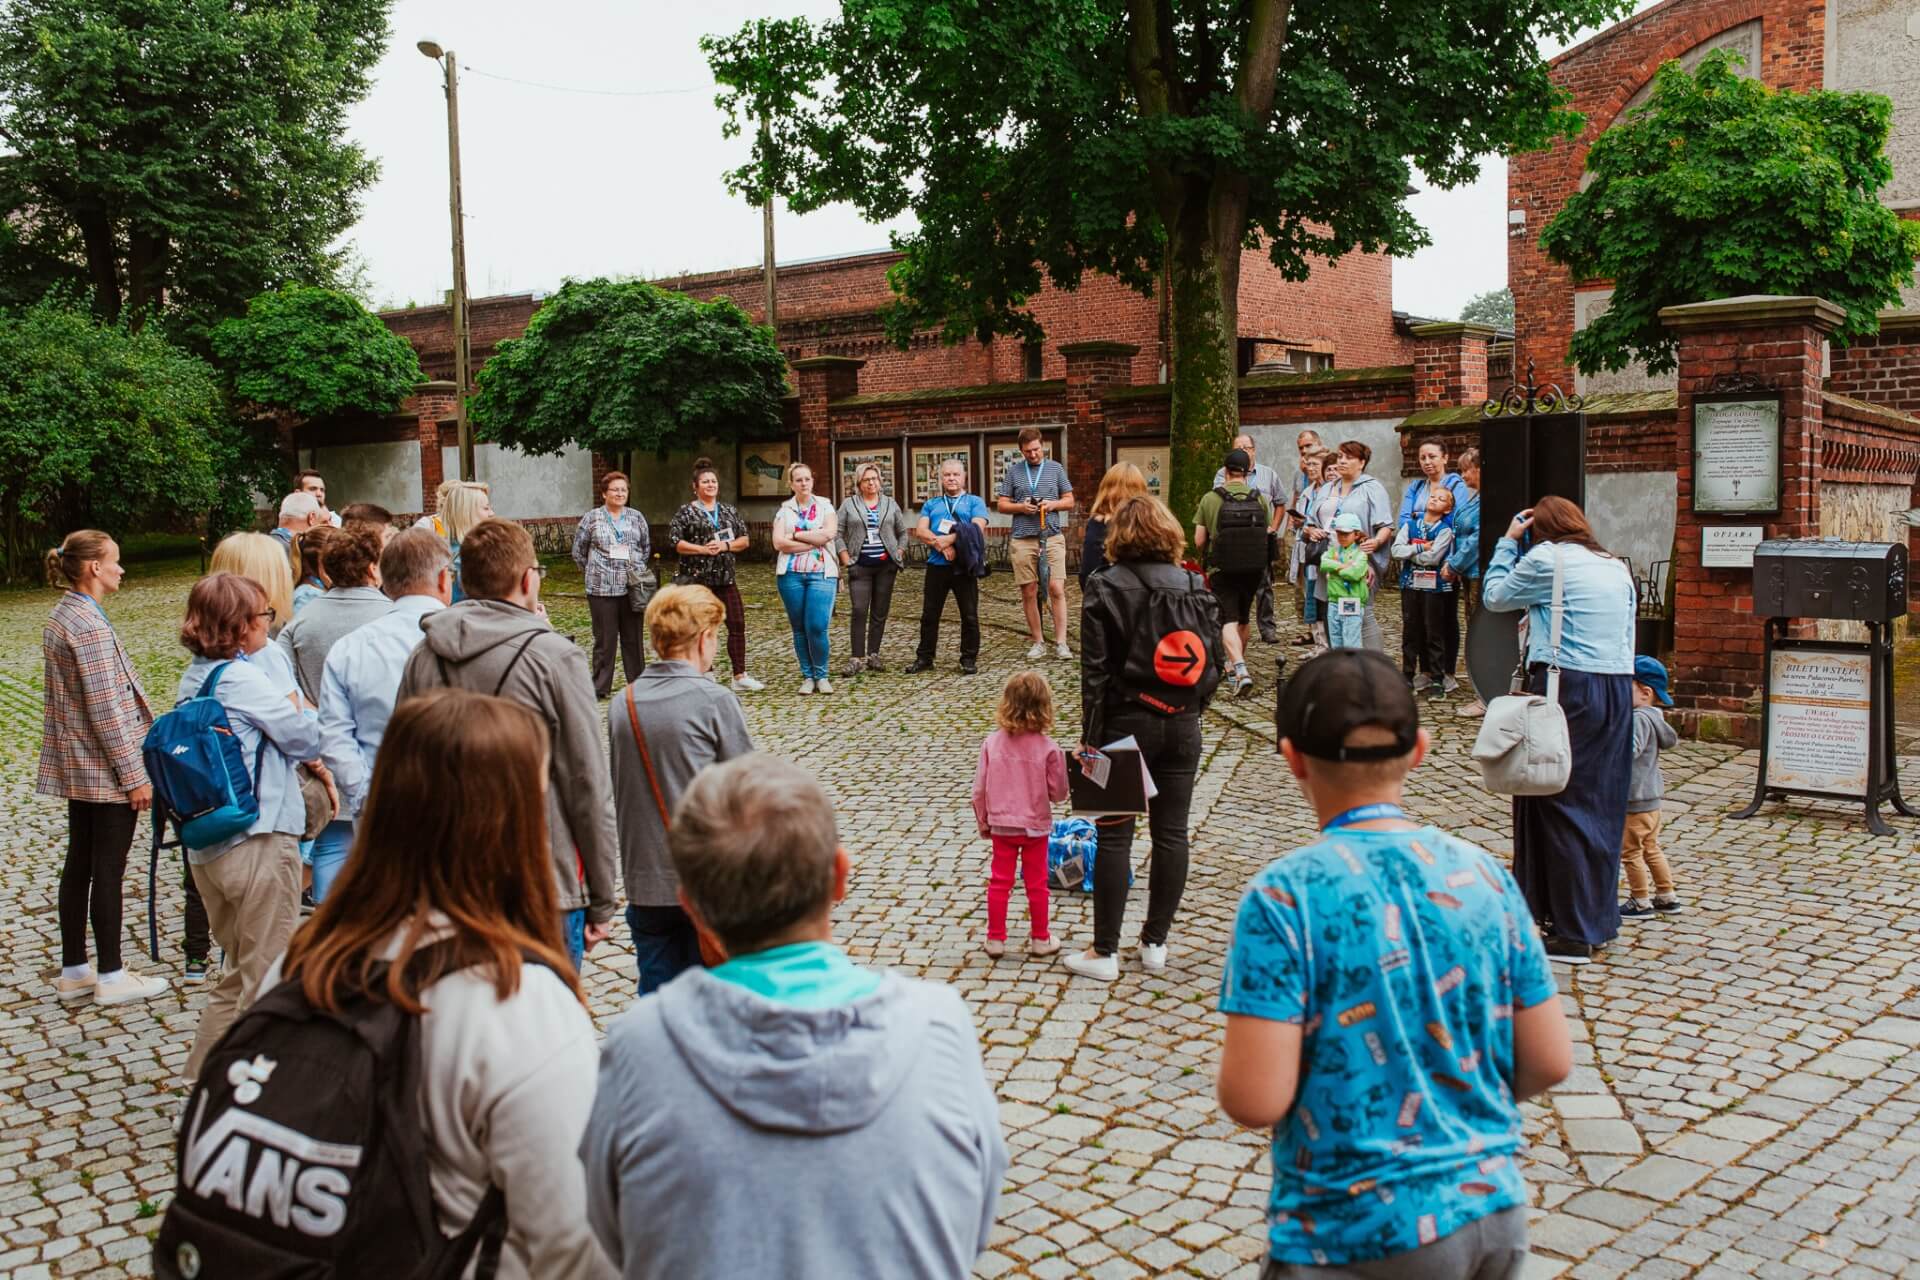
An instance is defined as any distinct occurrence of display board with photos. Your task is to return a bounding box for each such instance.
[1113,442,1170,501]
[836,445,899,503]
[738,439,794,499]
[910,443,976,504]
[987,431,1060,506]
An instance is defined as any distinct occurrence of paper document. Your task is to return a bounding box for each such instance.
[1102,736,1157,800]
[1080,748,1112,790]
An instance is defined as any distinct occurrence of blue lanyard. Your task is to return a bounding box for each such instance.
[1024,460,1044,496]
[1322,803,1408,830]
[602,508,624,543]
[698,502,721,532]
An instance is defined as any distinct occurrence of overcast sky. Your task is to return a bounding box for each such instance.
[348,1,1622,320]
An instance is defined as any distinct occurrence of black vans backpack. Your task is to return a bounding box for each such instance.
[1208,487,1271,574]
[1109,564,1226,715]
[156,946,526,1280]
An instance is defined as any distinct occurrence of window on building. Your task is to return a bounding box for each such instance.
[1023,342,1044,381]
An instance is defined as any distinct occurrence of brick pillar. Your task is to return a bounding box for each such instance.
[1408,322,1496,411]
[405,381,459,513]
[1059,341,1140,502]
[1659,295,1841,732]
[789,356,864,474]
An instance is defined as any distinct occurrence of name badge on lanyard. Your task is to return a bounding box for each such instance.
[605,512,631,561]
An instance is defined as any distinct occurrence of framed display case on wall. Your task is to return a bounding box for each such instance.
[834,443,900,502]
[738,439,794,499]
[1113,441,1170,502]
[909,442,976,503]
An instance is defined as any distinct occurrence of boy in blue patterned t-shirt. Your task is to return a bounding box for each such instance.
[1217,650,1572,1276]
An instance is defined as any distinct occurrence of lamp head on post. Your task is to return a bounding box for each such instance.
[416,39,445,60]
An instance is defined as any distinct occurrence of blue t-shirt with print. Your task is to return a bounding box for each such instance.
[919,492,989,566]
[1219,825,1556,1266]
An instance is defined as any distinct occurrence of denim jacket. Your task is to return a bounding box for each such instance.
[1482,538,1636,675]
[1445,491,1481,581]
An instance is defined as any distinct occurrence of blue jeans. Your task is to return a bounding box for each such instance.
[309,819,355,903]
[627,903,703,995]
[1302,588,1318,625]
[1327,603,1366,649]
[776,570,835,679]
[561,909,586,972]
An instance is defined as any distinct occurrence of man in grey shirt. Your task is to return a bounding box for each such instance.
[1211,432,1289,644]
[996,427,1075,659]
[609,584,753,995]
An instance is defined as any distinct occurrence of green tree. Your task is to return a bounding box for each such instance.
[210,285,423,419]
[1459,288,1515,331]
[0,0,390,338]
[1543,52,1920,377]
[0,298,234,580]
[703,0,1627,517]
[469,279,790,459]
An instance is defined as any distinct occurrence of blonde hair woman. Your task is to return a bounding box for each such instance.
[1079,462,1149,590]
[834,462,911,675]
[610,585,754,994]
[434,482,494,603]
[210,532,294,638]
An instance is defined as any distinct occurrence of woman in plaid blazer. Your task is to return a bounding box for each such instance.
[38,531,167,1007]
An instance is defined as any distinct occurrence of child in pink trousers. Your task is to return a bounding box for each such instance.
[972,671,1069,959]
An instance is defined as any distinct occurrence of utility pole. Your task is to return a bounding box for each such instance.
[760,113,777,337]
[420,40,475,482]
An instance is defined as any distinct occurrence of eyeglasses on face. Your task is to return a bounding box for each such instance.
[257,608,277,623]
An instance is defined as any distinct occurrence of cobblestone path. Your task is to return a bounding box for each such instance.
[2,555,1917,1278]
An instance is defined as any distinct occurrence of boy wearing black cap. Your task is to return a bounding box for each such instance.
[1217,649,1572,1276]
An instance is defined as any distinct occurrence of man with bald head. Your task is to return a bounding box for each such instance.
[1212,433,1288,644]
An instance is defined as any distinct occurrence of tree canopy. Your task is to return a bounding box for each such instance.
[1543,52,1920,377]
[0,0,390,339]
[210,285,422,420]
[705,0,1629,516]
[1460,288,1515,331]
[469,279,790,459]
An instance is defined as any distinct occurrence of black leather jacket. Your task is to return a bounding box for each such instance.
[1079,559,1221,747]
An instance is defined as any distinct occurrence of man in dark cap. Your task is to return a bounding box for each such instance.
[1193,446,1272,698]
[1215,649,1572,1277]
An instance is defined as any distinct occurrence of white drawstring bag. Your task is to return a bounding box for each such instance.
[1472,545,1572,796]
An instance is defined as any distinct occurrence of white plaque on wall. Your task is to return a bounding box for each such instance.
[1700,526,1764,568]
[1692,396,1783,514]
[1763,647,1872,798]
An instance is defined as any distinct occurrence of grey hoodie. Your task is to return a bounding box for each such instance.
[1629,703,1678,813]
[581,969,1007,1279]
[395,599,618,922]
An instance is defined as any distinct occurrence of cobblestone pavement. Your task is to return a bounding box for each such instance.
[2,554,1917,1279]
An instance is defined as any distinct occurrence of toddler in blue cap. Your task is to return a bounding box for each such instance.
[1623,655,1684,919]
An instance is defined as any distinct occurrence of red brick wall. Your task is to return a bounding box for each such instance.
[1829,314,1920,417]
[1508,0,1828,390]
[1397,410,1677,479]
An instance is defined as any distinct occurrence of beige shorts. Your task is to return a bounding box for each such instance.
[1010,536,1067,587]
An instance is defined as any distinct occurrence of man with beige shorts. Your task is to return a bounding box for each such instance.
[996,427,1075,659]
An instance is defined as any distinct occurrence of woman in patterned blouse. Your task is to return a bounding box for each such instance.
[572,470,651,699]
[667,457,761,692]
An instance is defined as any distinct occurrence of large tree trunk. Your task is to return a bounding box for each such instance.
[127,228,168,329]
[76,208,121,325]
[1164,181,1248,526]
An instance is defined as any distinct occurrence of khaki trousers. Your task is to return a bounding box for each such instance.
[1621,810,1674,899]
[185,833,302,1078]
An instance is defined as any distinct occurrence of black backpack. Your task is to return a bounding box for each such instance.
[1208,486,1270,574]
[156,945,525,1280]
[1108,564,1225,715]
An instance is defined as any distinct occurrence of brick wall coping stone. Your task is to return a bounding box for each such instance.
[789,355,868,371]
[1866,309,1920,334]
[1657,295,1846,332]
[833,379,1066,408]
[415,380,458,393]
[1399,388,1677,429]
[1056,340,1143,357]
[1408,321,1500,340]
[1822,390,1920,431]
[1099,363,1412,404]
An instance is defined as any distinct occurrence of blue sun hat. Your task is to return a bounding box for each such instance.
[1633,655,1674,706]
[1331,512,1364,534]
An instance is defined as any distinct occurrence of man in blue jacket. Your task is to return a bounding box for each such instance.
[908,458,992,676]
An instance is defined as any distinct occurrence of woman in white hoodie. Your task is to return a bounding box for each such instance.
[272,688,613,1279]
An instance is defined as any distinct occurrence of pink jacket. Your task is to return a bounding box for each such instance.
[971,729,1069,838]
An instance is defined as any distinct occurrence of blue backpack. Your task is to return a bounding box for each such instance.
[142,663,266,850]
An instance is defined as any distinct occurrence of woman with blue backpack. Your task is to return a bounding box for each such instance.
[167,572,326,1078]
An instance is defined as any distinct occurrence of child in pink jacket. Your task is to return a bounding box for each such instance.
[972,671,1070,959]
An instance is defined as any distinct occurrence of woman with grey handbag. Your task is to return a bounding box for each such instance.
[572,471,651,699]
[1482,495,1637,966]
[835,463,913,675]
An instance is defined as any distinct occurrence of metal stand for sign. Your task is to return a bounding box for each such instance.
[1733,617,1914,836]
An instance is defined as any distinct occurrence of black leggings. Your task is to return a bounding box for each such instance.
[1090,707,1204,955]
[61,800,136,972]
[846,563,898,658]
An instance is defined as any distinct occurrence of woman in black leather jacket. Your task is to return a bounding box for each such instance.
[1066,496,1224,983]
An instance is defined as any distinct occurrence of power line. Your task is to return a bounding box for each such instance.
[458,63,709,98]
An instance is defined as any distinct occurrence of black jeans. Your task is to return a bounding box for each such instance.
[1404,589,1454,681]
[915,564,980,666]
[183,850,210,961]
[1091,707,1203,955]
[847,563,898,658]
[61,800,136,971]
[588,593,645,698]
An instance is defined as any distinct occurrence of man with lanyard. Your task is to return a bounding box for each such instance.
[908,458,991,676]
[1395,438,1468,690]
[996,428,1075,660]
[1211,432,1289,646]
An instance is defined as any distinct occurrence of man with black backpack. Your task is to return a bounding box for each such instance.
[1193,447,1272,699]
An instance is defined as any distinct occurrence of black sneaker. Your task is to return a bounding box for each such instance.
[1653,896,1686,914]
[300,888,316,916]
[1543,935,1594,965]
[905,659,933,674]
[1620,900,1658,922]
[960,661,978,675]
[183,957,209,983]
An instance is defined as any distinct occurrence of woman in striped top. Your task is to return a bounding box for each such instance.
[834,463,912,675]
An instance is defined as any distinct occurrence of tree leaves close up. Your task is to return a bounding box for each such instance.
[1543,51,1920,377]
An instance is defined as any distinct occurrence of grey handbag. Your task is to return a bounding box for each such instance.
[626,557,658,614]
[1471,545,1572,796]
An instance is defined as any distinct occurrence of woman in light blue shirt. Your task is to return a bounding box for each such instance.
[1482,495,1637,966]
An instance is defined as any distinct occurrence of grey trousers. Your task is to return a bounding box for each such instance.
[1258,1206,1527,1280]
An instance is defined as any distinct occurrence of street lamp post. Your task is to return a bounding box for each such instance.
[419,40,474,483]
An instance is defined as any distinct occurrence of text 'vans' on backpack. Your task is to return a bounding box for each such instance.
[155,945,512,1280]
[1207,487,1271,574]
[142,663,265,850]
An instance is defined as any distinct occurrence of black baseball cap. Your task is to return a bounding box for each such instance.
[1277,649,1421,762]
[1223,447,1252,474]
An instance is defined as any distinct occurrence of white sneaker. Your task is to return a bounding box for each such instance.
[733,674,765,692]
[1411,674,1432,691]
[1026,641,1047,660]
[54,972,95,1003]
[1442,675,1461,693]
[1055,641,1072,660]
[1063,949,1119,982]
[815,678,834,695]
[799,678,816,695]
[1139,943,1168,973]
[95,970,169,1006]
